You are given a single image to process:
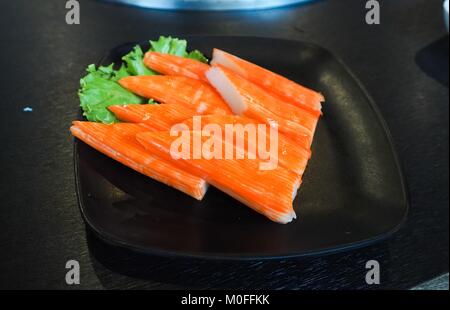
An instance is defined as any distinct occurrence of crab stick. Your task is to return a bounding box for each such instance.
[211,48,324,116]
[108,104,197,130]
[212,64,319,135]
[108,106,309,175]
[144,52,210,82]
[70,121,208,200]
[205,66,313,146]
[136,131,301,224]
[183,114,310,154]
[182,115,310,175]
[119,75,232,115]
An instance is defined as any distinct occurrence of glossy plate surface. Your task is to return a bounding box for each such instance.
[74,36,408,259]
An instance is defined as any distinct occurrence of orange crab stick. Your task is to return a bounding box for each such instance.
[205,66,313,146]
[212,65,319,135]
[119,75,232,115]
[182,115,310,175]
[108,104,197,130]
[108,106,309,174]
[182,114,310,154]
[144,52,210,82]
[211,48,324,116]
[136,131,301,224]
[70,121,208,200]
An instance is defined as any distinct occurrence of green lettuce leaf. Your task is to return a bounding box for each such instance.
[120,36,208,77]
[187,49,208,63]
[122,45,157,76]
[78,64,144,124]
[149,36,208,62]
[149,36,188,56]
[150,36,208,63]
[78,36,207,124]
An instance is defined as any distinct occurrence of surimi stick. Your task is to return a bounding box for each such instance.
[108,105,309,175]
[136,131,301,224]
[144,52,210,82]
[211,48,324,116]
[108,104,198,130]
[119,75,232,115]
[211,64,319,136]
[181,115,310,175]
[205,65,313,146]
[70,121,208,200]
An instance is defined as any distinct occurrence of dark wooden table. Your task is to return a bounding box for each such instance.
[0,0,448,289]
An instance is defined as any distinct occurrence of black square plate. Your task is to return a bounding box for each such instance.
[74,36,408,260]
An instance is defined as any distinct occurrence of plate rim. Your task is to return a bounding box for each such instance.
[73,35,410,260]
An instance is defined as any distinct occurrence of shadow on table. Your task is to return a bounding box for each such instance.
[85,228,391,290]
[415,36,449,87]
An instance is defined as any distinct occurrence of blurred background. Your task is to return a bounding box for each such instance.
[103,0,315,10]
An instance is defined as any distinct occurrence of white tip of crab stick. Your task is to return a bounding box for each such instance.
[269,176,299,224]
[205,66,246,115]
[273,210,297,224]
[211,48,247,77]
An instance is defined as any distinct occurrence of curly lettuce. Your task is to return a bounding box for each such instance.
[122,45,156,76]
[149,36,207,63]
[186,49,208,63]
[79,36,208,124]
[78,64,144,124]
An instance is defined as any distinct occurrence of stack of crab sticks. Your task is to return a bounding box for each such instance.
[71,48,324,224]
